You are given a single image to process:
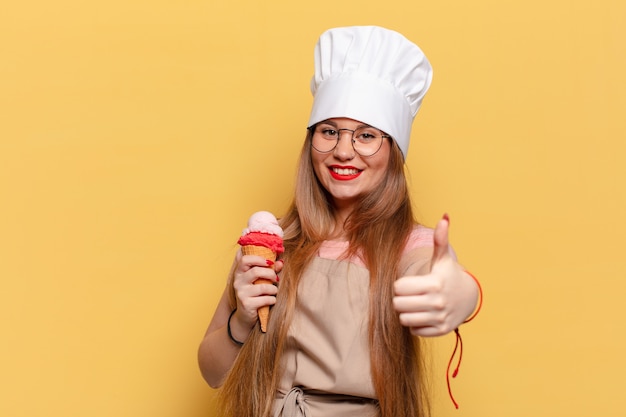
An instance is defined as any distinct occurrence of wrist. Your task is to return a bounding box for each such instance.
[227,308,245,346]
[462,270,482,324]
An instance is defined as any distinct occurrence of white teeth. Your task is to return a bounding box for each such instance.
[332,167,359,175]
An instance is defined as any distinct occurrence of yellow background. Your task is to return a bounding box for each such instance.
[1,1,625,416]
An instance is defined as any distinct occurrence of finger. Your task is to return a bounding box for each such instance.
[398,310,447,330]
[239,255,280,282]
[239,294,278,316]
[237,281,278,311]
[394,275,440,296]
[251,280,278,296]
[240,254,275,269]
[254,277,274,287]
[393,295,430,312]
[250,266,280,283]
[431,213,451,268]
[393,293,445,313]
[274,259,285,274]
[409,325,452,337]
[234,265,279,289]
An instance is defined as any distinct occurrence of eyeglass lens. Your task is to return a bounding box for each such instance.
[312,126,385,156]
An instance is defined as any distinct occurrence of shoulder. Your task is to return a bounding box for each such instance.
[397,225,434,276]
[403,224,434,253]
[398,224,459,276]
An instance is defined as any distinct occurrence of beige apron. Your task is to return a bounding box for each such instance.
[271,227,434,416]
[272,257,379,416]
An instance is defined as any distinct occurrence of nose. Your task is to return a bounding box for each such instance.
[332,130,356,160]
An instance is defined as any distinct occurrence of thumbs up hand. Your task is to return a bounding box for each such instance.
[393,214,479,337]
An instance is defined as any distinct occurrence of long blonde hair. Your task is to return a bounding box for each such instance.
[219,130,430,417]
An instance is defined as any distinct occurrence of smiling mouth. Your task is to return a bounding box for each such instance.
[332,167,360,175]
[329,166,362,180]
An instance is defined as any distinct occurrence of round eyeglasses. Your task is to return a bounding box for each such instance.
[310,124,391,157]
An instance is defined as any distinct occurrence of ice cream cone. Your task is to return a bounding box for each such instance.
[240,244,276,332]
[237,211,284,334]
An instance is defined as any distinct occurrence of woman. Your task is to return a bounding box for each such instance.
[198,26,480,417]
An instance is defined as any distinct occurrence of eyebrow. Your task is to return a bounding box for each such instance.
[319,119,372,129]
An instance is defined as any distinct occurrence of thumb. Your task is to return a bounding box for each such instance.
[431,213,451,269]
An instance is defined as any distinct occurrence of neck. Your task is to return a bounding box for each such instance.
[329,200,355,240]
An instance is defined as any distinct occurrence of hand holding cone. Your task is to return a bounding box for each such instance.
[237,211,284,333]
[239,244,277,332]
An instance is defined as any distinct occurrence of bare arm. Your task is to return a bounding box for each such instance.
[197,252,281,388]
[197,289,243,388]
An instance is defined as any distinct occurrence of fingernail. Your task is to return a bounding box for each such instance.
[276,274,280,282]
[443,213,450,224]
[266,259,275,266]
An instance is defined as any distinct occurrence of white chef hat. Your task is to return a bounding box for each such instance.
[307,26,433,158]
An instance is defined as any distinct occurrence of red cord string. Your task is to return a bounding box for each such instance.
[446,270,483,409]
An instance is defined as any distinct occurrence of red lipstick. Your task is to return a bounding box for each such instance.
[328,165,362,181]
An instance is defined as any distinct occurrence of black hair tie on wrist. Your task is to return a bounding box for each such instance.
[227,308,244,346]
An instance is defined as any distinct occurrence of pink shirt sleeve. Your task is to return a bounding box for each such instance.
[403,225,435,253]
[402,224,457,261]
[318,225,439,269]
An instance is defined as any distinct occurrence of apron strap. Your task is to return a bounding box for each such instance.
[273,387,309,417]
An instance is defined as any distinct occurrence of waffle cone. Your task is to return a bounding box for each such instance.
[254,278,272,332]
[240,244,277,332]
[240,245,277,262]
